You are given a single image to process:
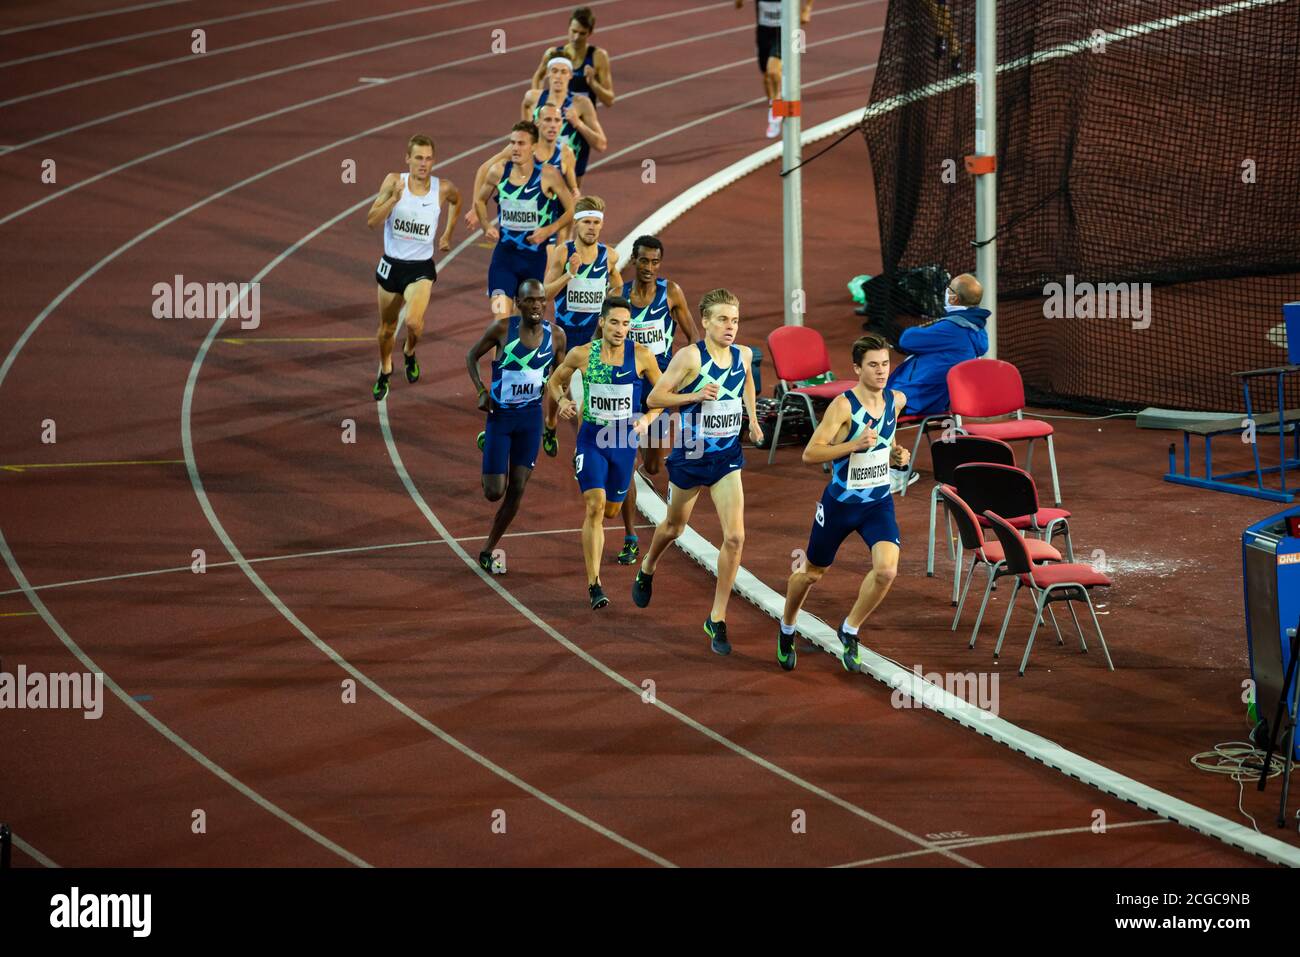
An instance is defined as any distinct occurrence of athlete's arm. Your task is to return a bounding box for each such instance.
[561,143,580,198]
[542,243,577,300]
[566,96,607,152]
[521,89,540,121]
[365,172,402,230]
[476,162,505,242]
[585,48,616,107]
[547,345,589,418]
[550,323,569,370]
[802,395,874,465]
[466,317,508,413]
[531,166,574,245]
[646,347,710,409]
[632,344,665,435]
[605,248,623,293]
[666,281,701,345]
[468,146,511,229]
[741,346,764,446]
[889,390,910,466]
[438,179,460,253]
[529,51,552,91]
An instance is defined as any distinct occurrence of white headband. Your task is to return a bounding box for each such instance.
[573,210,604,222]
[547,56,573,71]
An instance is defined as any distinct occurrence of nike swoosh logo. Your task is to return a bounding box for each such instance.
[728,463,740,469]
[614,371,630,379]
[617,489,628,496]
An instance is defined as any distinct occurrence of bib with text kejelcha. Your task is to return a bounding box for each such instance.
[565,273,606,313]
[630,317,667,354]
[499,197,540,231]
[500,368,544,405]
[700,398,743,440]
[846,445,891,491]
[758,1,782,27]
[587,382,634,420]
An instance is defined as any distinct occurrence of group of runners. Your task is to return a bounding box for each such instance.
[364,3,917,673]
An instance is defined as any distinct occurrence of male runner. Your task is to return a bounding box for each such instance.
[736,0,814,137]
[548,297,663,610]
[466,279,566,574]
[540,195,621,459]
[365,134,459,401]
[475,121,574,320]
[631,289,762,656]
[466,103,578,234]
[776,335,911,673]
[615,234,700,566]
[529,6,616,108]
[522,57,606,186]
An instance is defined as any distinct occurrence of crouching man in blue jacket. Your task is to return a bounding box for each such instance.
[887,273,989,417]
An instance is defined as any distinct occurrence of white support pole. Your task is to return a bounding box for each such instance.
[974,0,998,356]
[781,0,804,327]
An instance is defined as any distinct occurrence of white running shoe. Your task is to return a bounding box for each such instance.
[766,114,782,138]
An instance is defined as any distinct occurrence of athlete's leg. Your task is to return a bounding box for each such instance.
[782,562,828,626]
[640,482,703,575]
[706,470,745,622]
[582,487,609,585]
[376,286,404,374]
[845,540,901,629]
[485,464,532,555]
[400,278,433,357]
[765,55,782,102]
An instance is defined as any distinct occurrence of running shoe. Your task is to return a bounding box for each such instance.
[542,426,558,457]
[477,431,486,452]
[766,114,782,139]
[839,624,861,673]
[777,626,798,671]
[616,537,639,565]
[589,583,609,610]
[372,370,390,401]
[631,569,653,608]
[477,550,493,573]
[705,618,731,656]
[404,350,420,384]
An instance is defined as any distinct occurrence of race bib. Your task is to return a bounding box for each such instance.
[699,398,743,440]
[499,197,540,232]
[586,382,634,420]
[565,273,605,314]
[630,318,667,354]
[846,446,891,491]
[391,215,434,244]
[758,0,782,27]
[500,368,544,405]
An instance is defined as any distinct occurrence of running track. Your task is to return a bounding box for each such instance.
[0,0,1270,866]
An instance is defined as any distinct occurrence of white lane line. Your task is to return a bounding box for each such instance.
[0,527,372,868]
[832,820,1171,867]
[0,525,655,598]
[0,0,815,219]
[0,0,343,69]
[180,305,673,869]
[0,0,198,36]
[11,832,60,868]
[0,0,496,108]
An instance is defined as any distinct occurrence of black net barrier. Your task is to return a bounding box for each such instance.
[860,0,1300,413]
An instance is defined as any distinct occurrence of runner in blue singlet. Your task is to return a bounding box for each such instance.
[466,279,568,574]
[631,289,762,657]
[777,335,911,673]
[522,57,606,186]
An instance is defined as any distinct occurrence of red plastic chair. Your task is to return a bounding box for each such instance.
[765,326,854,464]
[982,510,1115,676]
[947,359,1062,505]
[951,462,1073,560]
[939,485,1061,649]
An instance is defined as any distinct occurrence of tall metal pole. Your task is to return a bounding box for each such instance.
[974,0,998,356]
[781,0,804,326]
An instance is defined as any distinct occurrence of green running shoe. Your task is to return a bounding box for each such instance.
[372,370,390,401]
[777,627,797,671]
[705,618,731,656]
[477,431,486,452]
[404,350,420,383]
[839,625,861,672]
[542,426,558,457]
[616,537,639,565]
